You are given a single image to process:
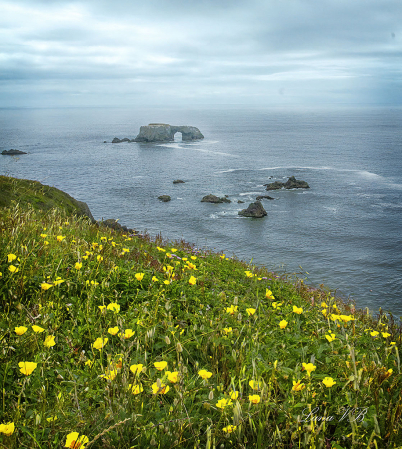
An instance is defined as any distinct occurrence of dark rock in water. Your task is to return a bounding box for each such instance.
[158,195,171,202]
[256,195,275,200]
[112,137,131,143]
[265,181,285,190]
[265,176,309,190]
[2,149,27,155]
[237,200,245,204]
[201,194,231,203]
[284,176,310,189]
[238,201,267,218]
[103,141,107,143]
[173,179,185,184]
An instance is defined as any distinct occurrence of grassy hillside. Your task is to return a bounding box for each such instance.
[0,180,401,448]
[0,175,94,221]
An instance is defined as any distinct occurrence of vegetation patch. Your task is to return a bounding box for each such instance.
[0,182,401,448]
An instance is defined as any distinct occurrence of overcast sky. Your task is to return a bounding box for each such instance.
[1,0,401,108]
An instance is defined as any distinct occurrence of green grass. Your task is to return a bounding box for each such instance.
[0,175,93,220]
[0,196,401,448]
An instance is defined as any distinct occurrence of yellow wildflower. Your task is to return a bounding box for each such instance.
[8,265,19,273]
[56,235,65,242]
[189,276,197,285]
[302,362,316,376]
[121,329,134,339]
[15,326,28,336]
[152,276,158,282]
[97,255,103,262]
[249,380,261,390]
[249,394,261,404]
[166,371,179,383]
[322,377,336,388]
[129,384,143,395]
[7,254,17,262]
[226,305,238,315]
[293,305,303,314]
[108,326,119,336]
[92,337,108,350]
[41,282,53,290]
[98,305,106,311]
[198,369,212,379]
[325,333,336,343]
[223,327,233,334]
[107,302,120,313]
[230,391,239,400]
[19,361,37,376]
[279,320,288,329]
[292,380,305,391]
[75,262,82,270]
[265,289,275,299]
[32,325,45,333]
[244,270,254,278]
[216,398,232,409]
[100,369,118,381]
[246,308,256,316]
[40,233,47,238]
[44,335,56,347]
[154,361,168,371]
[64,432,89,448]
[223,425,236,433]
[370,331,379,337]
[130,364,144,375]
[382,332,391,338]
[0,422,15,436]
[152,382,169,394]
[135,273,145,281]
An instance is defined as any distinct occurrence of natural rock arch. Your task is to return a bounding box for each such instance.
[134,124,204,142]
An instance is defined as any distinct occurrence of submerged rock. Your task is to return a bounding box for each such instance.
[201,194,231,203]
[265,176,310,190]
[2,149,27,155]
[256,195,275,200]
[173,179,185,184]
[238,201,267,218]
[158,195,171,202]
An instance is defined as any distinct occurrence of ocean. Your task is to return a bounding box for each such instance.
[1,106,401,316]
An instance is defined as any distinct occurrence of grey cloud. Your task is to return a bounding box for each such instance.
[1,0,402,107]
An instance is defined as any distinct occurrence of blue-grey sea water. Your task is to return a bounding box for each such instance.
[1,106,401,316]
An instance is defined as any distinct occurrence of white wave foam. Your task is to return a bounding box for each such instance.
[239,191,262,196]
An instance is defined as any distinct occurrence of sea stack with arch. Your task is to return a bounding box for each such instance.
[134,124,204,142]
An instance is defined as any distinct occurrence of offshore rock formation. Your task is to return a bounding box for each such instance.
[265,176,310,191]
[238,201,267,218]
[201,194,231,204]
[134,124,204,142]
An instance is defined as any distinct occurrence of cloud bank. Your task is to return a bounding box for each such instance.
[1,0,401,107]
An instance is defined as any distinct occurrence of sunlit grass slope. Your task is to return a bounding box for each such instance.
[0,199,402,448]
